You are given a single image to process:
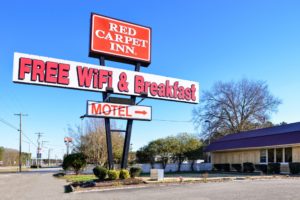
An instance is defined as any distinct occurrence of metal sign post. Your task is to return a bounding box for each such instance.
[121,63,140,169]
[98,57,141,169]
[100,57,114,169]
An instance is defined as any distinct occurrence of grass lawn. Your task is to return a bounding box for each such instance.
[0,166,30,173]
[63,174,97,182]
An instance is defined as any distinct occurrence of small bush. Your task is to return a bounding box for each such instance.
[213,164,230,172]
[243,162,255,173]
[107,170,119,180]
[93,166,108,180]
[223,164,230,172]
[255,164,268,174]
[130,167,142,178]
[213,164,222,171]
[62,153,87,175]
[289,162,300,174]
[30,165,41,168]
[231,164,242,172]
[119,169,130,179]
[268,163,280,174]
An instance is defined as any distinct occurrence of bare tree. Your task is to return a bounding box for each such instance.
[193,79,281,139]
[68,118,124,166]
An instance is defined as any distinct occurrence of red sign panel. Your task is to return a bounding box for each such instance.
[89,13,151,66]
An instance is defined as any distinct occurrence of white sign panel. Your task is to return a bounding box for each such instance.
[87,101,152,121]
[13,52,199,104]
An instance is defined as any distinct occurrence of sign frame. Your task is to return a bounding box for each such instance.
[86,100,152,121]
[89,13,152,67]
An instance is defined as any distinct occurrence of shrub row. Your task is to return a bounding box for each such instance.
[213,164,230,172]
[213,162,276,173]
[93,166,141,180]
[214,162,300,174]
[289,162,300,174]
[213,163,255,172]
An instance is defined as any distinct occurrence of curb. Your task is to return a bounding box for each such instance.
[72,185,149,193]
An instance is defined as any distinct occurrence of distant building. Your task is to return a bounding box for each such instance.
[205,122,300,173]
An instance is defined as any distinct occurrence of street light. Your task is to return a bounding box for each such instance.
[79,115,86,147]
[204,120,212,145]
[205,120,212,163]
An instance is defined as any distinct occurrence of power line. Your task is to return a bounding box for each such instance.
[0,117,37,148]
[152,119,192,123]
[23,133,38,148]
[0,117,19,130]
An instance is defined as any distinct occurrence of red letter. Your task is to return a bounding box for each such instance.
[77,66,93,87]
[191,84,197,101]
[99,70,109,89]
[19,57,32,80]
[150,82,158,96]
[31,59,45,82]
[110,105,118,116]
[58,64,70,85]
[118,106,125,117]
[103,104,111,115]
[134,75,145,94]
[91,103,101,114]
[125,106,132,117]
[45,61,58,83]
[184,88,191,100]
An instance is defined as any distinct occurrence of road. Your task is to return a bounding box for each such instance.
[0,171,300,200]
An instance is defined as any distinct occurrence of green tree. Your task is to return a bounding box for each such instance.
[136,145,156,167]
[0,147,4,161]
[193,79,281,140]
[173,133,203,171]
[136,137,177,169]
[62,153,87,175]
[184,145,203,171]
[149,137,178,169]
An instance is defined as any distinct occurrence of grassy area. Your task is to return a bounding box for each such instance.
[0,167,30,173]
[63,174,97,182]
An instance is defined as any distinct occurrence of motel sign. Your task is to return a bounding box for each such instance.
[12,12,199,169]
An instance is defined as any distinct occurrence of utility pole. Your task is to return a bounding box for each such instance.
[14,113,28,173]
[41,140,48,167]
[35,132,43,168]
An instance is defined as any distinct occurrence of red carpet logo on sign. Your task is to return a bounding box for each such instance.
[90,13,151,66]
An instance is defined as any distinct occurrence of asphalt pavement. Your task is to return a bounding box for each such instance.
[0,171,300,200]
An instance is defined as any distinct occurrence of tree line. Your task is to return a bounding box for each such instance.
[136,133,203,171]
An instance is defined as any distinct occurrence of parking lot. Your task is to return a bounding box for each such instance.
[0,171,300,200]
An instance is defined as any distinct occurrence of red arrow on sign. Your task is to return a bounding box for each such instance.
[135,110,147,115]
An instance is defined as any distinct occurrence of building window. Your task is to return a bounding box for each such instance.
[285,147,292,162]
[260,149,267,163]
[268,149,274,163]
[276,148,283,163]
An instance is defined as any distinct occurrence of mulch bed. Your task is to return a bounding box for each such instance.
[70,178,147,192]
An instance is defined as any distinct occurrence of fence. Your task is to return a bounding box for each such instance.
[134,163,212,173]
[76,162,212,174]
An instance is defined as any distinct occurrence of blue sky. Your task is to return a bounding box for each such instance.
[1,0,300,159]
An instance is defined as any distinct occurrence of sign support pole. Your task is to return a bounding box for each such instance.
[100,56,114,170]
[121,63,141,169]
